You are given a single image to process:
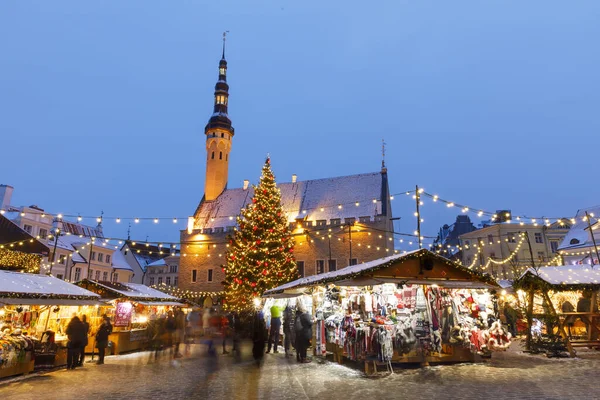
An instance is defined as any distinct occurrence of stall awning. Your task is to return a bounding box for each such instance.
[264,249,498,296]
[0,298,106,306]
[135,301,187,307]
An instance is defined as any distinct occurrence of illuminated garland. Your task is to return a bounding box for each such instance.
[515,270,600,292]
[76,280,180,303]
[0,248,41,273]
[151,284,223,299]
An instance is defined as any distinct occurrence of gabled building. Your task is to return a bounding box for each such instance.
[120,241,176,284]
[145,254,180,287]
[558,205,600,265]
[0,213,49,273]
[178,46,395,294]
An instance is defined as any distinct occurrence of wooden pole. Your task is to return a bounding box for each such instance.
[584,211,600,268]
[526,289,535,351]
[540,290,576,357]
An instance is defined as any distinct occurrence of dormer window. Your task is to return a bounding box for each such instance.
[570,238,580,245]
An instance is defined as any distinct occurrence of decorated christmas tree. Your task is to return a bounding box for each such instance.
[223,158,297,311]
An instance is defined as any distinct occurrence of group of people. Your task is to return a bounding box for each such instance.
[253,301,313,365]
[148,309,187,360]
[65,314,112,369]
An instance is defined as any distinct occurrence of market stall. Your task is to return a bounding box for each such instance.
[264,249,510,373]
[517,265,600,357]
[76,280,186,355]
[0,270,102,377]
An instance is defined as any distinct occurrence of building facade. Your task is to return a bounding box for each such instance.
[178,50,395,293]
[145,254,180,287]
[558,206,600,266]
[459,220,571,279]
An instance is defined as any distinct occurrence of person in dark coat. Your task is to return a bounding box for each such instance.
[66,316,86,370]
[252,311,267,366]
[95,315,113,365]
[295,306,313,363]
[78,314,90,366]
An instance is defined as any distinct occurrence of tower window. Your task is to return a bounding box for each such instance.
[226,154,228,161]
[221,133,224,138]
[219,152,222,160]
[219,67,226,75]
[211,152,215,159]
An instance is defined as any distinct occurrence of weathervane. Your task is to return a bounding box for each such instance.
[222,31,229,58]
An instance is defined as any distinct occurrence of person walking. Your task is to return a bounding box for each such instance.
[283,304,295,357]
[295,305,313,363]
[174,309,186,358]
[252,311,267,366]
[165,311,177,357]
[266,303,282,354]
[95,315,113,365]
[66,316,85,370]
[78,314,90,366]
[221,312,230,354]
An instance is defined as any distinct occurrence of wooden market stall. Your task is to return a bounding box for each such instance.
[0,270,103,377]
[264,249,507,374]
[76,280,185,355]
[517,265,600,356]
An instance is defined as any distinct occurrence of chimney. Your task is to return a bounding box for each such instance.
[0,185,14,210]
[243,180,249,190]
[292,174,297,183]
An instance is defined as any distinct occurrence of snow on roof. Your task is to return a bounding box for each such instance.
[558,206,600,251]
[0,270,100,298]
[147,258,166,267]
[111,249,133,271]
[89,281,178,300]
[521,265,600,286]
[194,172,384,230]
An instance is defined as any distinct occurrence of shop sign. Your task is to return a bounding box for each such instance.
[114,302,133,327]
[129,329,148,342]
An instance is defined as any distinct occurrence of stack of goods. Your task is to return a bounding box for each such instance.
[0,327,35,369]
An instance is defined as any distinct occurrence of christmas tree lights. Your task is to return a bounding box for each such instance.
[223,158,297,311]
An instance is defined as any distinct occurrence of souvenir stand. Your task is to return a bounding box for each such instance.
[265,249,510,374]
[517,266,600,357]
[0,270,102,377]
[76,280,185,354]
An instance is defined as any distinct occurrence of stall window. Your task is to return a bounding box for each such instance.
[349,258,358,266]
[316,260,325,274]
[106,255,111,264]
[192,269,197,283]
[74,267,81,281]
[166,277,171,286]
[297,261,305,278]
[328,259,337,272]
[207,269,213,282]
[103,271,108,281]
[98,253,104,262]
[95,270,101,280]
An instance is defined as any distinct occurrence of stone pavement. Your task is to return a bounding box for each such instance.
[1,339,600,400]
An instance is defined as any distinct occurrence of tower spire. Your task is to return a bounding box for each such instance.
[381,139,387,171]
[203,35,235,201]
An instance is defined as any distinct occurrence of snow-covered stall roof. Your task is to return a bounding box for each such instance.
[558,205,600,251]
[520,265,600,286]
[193,172,385,230]
[264,249,497,296]
[0,270,101,305]
[80,280,179,301]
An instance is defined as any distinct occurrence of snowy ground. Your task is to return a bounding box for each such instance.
[1,339,599,400]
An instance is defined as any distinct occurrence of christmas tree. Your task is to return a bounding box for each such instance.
[223,158,297,312]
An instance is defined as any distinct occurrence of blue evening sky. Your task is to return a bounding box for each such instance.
[1,1,599,247]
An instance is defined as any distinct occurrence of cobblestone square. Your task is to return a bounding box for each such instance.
[2,340,600,400]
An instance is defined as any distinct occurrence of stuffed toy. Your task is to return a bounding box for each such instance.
[486,321,512,351]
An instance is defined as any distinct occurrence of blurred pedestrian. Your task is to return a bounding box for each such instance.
[202,308,211,336]
[78,314,90,366]
[95,315,113,365]
[283,304,295,357]
[66,315,85,370]
[252,311,267,366]
[266,302,282,354]
[174,309,186,358]
[165,311,177,357]
[221,312,230,354]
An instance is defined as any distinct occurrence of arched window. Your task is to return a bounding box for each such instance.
[570,238,580,245]
[219,152,222,160]
[221,133,224,138]
[211,152,215,159]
